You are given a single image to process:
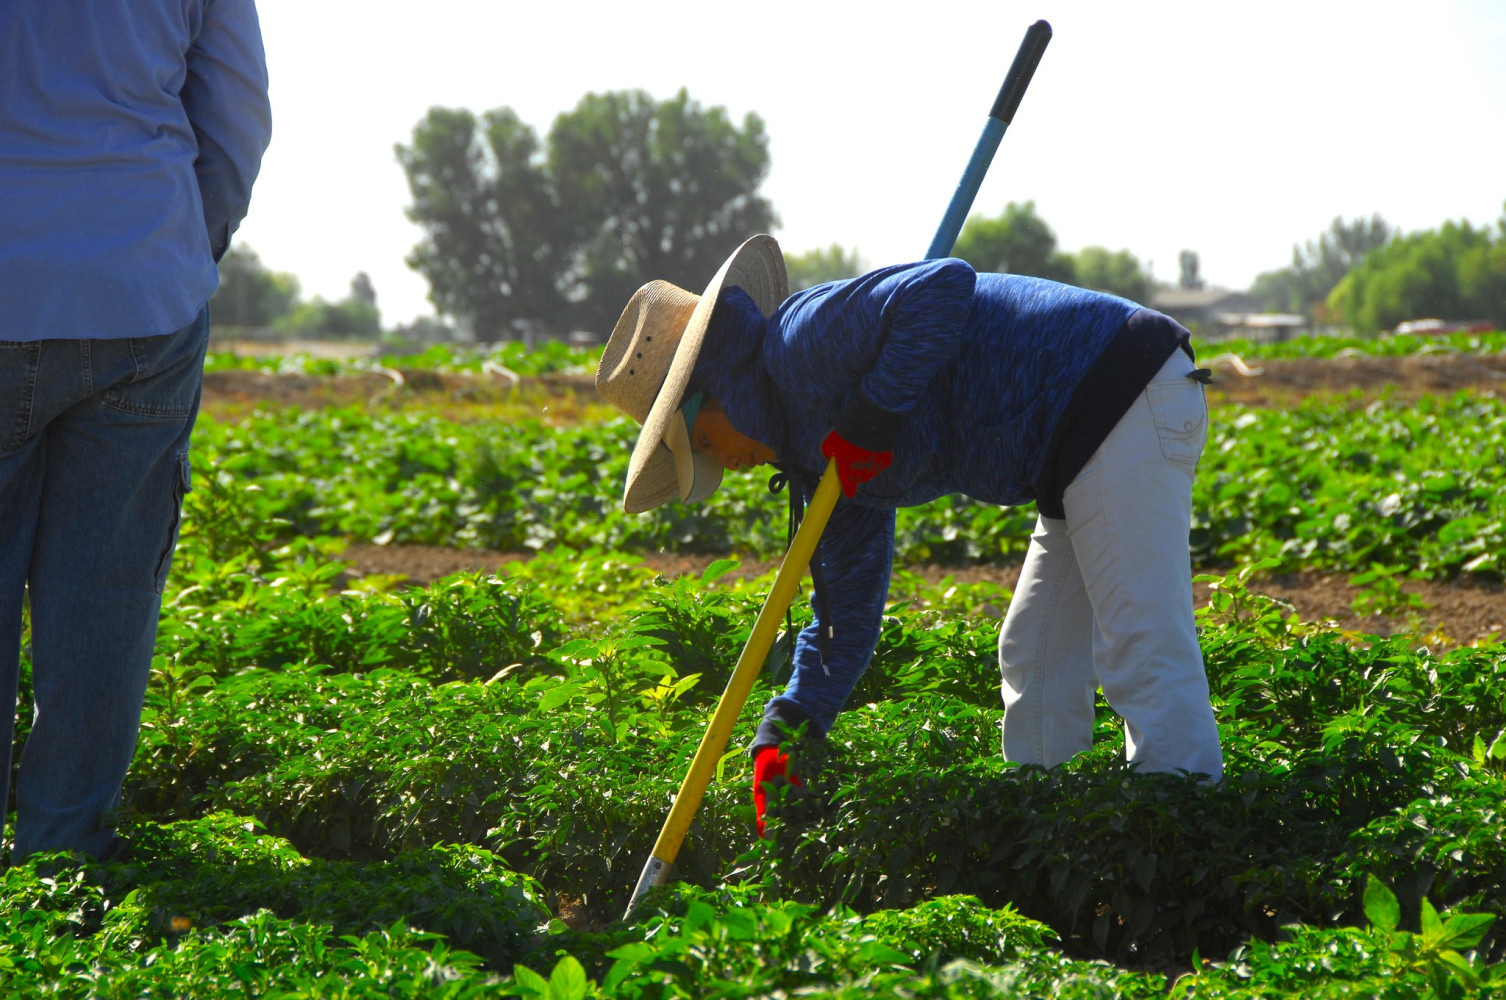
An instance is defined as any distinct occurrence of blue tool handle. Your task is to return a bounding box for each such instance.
[926,19,1052,261]
[926,119,1005,260]
[990,20,1053,125]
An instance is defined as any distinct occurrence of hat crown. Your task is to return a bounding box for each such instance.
[596,280,699,423]
[591,234,787,513]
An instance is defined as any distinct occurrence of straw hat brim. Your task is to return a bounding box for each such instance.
[622,235,787,513]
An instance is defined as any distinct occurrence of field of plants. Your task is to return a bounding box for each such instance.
[6,333,1506,997]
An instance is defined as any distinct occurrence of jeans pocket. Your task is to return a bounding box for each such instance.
[1144,378,1207,466]
[102,310,210,419]
[153,452,193,593]
[0,340,41,453]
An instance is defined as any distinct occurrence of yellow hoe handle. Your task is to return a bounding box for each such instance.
[623,458,842,919]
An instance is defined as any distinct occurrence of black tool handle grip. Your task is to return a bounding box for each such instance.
[989,20,1053,125]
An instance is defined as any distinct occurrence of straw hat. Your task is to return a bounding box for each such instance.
[596,234,788,513]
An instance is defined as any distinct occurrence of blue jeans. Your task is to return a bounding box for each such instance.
[0,310,208,861]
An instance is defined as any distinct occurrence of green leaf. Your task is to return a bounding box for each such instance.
[613,634,667,652]
[549,955,588,1000]
[512,964,550,998]
[701,558,739,585]
[1436,949,1482,984]
[1363,875,1400,932]
[552,637,599,658]
[684,900,715,934]
[1420,896,1444,939]
[536,682,579,713]
[1440,912,1496,950]
[715,745,745,783]
[856,940,915,966]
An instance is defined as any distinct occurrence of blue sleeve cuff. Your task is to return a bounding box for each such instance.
[752,701,821,754]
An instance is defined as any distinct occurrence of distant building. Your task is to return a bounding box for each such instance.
[1217,313,1309,341]
[1149,287,1310,342]
[1149,288,1259,332]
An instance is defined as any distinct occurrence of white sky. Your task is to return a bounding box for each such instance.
[236,0,1506,326]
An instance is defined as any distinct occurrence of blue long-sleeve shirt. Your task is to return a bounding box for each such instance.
[1,0,272,340]
[688,258,1188,746]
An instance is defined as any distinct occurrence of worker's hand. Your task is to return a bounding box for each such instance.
[752,744,802,838]
[821,430,893,498]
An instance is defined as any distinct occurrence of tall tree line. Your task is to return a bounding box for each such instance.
[396,90,775,342]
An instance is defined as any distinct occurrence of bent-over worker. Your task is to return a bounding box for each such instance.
[595,235,1223,836]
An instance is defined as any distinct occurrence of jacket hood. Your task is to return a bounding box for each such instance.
[689,286,789,457]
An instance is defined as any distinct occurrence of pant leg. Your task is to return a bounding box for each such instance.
[1060,351,1222,779]
[998,514,1099,766]
[13,312,208,860]
[0,342,48,851]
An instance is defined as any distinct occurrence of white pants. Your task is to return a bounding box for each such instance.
[999,351,1223,779]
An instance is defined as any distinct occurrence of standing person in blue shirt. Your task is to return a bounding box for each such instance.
[597,235,1224,836]
[0,2,272,862]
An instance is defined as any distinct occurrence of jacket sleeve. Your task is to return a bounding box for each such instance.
[183,0,273,261]
[755,500,896,748]
[856,257,976,413]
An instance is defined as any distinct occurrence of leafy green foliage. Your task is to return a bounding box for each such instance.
[203,338,602,378]
[954,201,1075,285]
[158,565,561,683]
[784,243,864,291]
[1250,213,1395,320]
[11,358,1506,995]
[180,391,1506,587]
[274,293,382,341]
[1197,325,1506,362]
[395,105,570,341]
[209,244,301,329]
[1361,875,1502,999]
[1070,245,1151,304]
[396,90,775,339]
[1196,393,1506,578]
[116,557,1506,978]
[0,814,543,996]
[1329,209,1506,333]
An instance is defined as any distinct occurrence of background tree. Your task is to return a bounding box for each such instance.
[275,272,383,341]
[398,90,775,341]
[1069,246,1151,303]
[1177,250,1204,290]
[350,271,378,309]
[547,88,776,333]
[396,107,566,341]
[784,244,864,291]
[1328,210,1506,333]
[1252,214,1393,318]
[210,245,301,329]
[952,201,1074,283]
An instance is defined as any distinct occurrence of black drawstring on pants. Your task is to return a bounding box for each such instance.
[768,468,832,674]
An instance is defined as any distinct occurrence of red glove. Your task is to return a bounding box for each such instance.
[821,429,893,498]
[752,745,802,838]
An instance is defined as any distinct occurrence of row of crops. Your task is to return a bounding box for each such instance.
[203,338,594,378]
[6,369,1506,995]
[201,326,1506,378]
[189,391,1506,581]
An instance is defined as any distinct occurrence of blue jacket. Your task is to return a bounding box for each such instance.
[0,0,272,340]
[689,258,1188,746]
